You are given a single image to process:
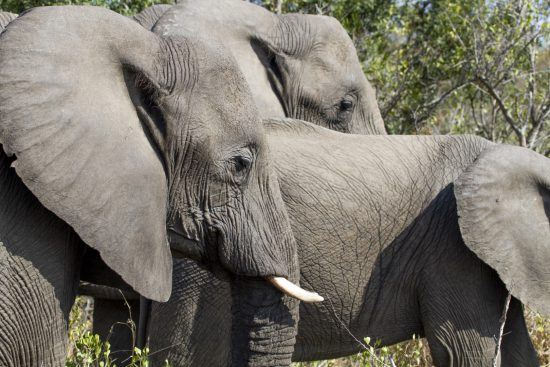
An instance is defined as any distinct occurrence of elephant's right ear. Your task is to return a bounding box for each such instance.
[455,145,550,316]
[0,7,173,302]
[251,15,308,109]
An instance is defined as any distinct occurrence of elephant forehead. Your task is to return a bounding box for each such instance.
[190,91,262,147]
[300,61,361,95]
[187,41,263,136]
[312,17,357,56]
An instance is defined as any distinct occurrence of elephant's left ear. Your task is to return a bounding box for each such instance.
[455,145,550,316]
[0,7,173,302]
[250,14,308,108]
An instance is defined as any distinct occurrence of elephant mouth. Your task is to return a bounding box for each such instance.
[168,227,324,303]
[168,228,205,261]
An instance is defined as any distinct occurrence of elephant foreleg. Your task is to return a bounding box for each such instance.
[500,297,538,366]
[419,242,518,367]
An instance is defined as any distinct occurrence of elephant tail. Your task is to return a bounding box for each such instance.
[455,144,550,317]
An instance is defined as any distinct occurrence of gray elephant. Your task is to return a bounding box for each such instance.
[90,0,388,355]
[143,118,549,366]
[133,0,386,134]
[0,7,318,366]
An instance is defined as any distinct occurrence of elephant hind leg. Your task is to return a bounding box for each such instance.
[500,297,538,367]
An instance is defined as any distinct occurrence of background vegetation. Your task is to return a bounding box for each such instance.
[0,0,548,365]
[261,0,549,154]
[0,0,168,15]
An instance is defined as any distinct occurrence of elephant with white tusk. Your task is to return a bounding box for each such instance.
[90,0,389,357]
[0,8,316,366]
[143,118,547,366]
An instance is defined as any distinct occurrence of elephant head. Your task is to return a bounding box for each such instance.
[253,13,386,135]
[139,0,386,135]
[0,8,321,363]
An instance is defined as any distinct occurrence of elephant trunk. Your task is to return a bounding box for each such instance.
[231,277,299,367]
[227,169,303,366]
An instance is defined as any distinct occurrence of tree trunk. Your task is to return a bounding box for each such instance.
[275,0,283,14]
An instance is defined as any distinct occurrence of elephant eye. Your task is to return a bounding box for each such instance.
[339,98,354,111]
[234,155,251,173]
[230,154,253,184]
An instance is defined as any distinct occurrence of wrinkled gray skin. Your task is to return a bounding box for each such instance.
[0,7,301,366]
[135,0,386,135]
[92,1,387,360]
[132,3,171,30]
[143,119,549,366]
[0,11,16,29]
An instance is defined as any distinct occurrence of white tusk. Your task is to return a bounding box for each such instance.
[267,276,324,303]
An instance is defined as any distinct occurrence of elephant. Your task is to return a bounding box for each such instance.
[0,11,16,29]
[0,7,320,366]
[89,0,389,355]
[132,0,386,135]
[139,118,549,366]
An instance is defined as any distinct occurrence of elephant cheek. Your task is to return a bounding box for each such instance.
[216,216,290,279]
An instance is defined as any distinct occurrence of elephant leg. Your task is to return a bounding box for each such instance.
[0,247,70,366]
[93,298,140,365]
[419,241,511,367]
[499,298,538,367]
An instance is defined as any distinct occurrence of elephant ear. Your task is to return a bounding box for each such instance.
[455,145,550,316]
[133,4,172,30]
[250,14,309,108]
[0,7,172,302]
[0,12,17,30]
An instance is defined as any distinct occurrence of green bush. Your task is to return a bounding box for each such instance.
[66,297,170,367]
[0,0,171,16]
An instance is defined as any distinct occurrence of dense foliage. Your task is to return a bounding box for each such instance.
[264,0,549,154]
[0,0,169,16]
